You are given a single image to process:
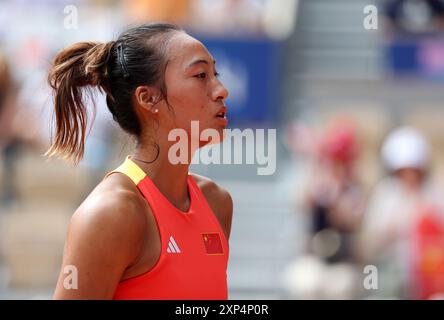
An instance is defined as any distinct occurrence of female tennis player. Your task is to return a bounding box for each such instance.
[50,23,233,299]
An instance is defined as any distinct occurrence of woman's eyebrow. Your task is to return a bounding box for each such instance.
[187,58,216,69]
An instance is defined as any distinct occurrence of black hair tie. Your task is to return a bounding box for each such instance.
[116,42,129,79]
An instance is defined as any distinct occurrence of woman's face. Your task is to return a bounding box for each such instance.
[396,167,424,190]
[160,32,229,146]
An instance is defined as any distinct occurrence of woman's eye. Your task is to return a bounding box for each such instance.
[195,72,220,79]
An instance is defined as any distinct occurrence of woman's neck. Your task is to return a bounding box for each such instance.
[131,139,192,211]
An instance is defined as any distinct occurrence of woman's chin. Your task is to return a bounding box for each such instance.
[198,135,224,148]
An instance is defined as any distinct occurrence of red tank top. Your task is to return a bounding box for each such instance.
[105,156,229,300]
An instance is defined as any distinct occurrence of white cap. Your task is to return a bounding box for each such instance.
[381,127,430,171]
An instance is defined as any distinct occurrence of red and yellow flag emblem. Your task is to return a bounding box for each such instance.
[202,233,224,255]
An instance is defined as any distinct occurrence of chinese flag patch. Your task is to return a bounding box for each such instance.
[202,233,224,255]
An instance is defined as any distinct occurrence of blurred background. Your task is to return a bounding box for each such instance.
[1,0,444,299]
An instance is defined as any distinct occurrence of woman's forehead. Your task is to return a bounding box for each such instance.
[167,33,213,68]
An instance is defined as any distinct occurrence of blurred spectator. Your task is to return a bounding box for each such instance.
[385,0,444,33]
[186,0,297,39]
[411,204,444,299]
[303,118,366,264]
[359,127,444,298]
[123,0,192,24]
[187,0,265,36]
[0,49,45,208]
[282,117,366,299]
[0,50,15,151]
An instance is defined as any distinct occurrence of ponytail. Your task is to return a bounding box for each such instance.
[45,41,115,164]
[46,23,182,164]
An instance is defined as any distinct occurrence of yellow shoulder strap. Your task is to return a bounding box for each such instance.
[103,156,146,185]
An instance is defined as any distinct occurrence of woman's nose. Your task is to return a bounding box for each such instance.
[212,80,229,101]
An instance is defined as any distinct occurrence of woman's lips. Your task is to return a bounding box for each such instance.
[215,106,227,126]
[215,106,227,118]
[215,115,228,126]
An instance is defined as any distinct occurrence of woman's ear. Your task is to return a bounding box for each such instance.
[134,86,161,114]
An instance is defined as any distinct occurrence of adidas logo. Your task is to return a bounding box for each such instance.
[166,236,181,254]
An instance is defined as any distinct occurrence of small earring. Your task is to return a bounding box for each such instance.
[154,108,159,114]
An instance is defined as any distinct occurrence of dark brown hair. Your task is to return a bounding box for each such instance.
[46,23,182,164]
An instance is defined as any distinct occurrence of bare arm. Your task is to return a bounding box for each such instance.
[53,190,147,299]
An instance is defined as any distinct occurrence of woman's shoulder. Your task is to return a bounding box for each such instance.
[190,173,233,240]
[190,173,232,204]
[69,173,150,253]
[78,172,149,218]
